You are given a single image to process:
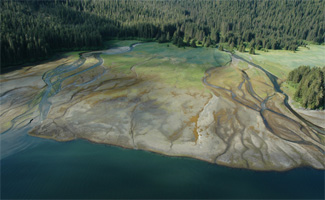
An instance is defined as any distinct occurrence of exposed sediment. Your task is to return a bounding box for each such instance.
[1,44,324,171]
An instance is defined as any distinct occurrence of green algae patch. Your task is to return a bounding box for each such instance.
[101,42,231,90]
[136,59,211,90]
[132,43,230,66]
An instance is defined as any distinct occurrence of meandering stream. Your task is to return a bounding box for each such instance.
[203,51,324,154]
[232,53,325,135]
[1,44,139,159]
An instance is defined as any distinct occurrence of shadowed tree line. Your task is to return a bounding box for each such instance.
[288,66,324,110]
[1,0,324,67]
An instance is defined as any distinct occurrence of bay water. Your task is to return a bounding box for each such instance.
[1,139,324,199]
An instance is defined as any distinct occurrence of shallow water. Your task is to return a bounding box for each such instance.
[1,139,324,199]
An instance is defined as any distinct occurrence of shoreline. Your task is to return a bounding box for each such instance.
[286,95,325,129]
[4,41,324,173]
[28,132,325,172]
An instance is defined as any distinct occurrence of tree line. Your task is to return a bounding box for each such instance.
[287,66,324,110]
[1,0,324,68]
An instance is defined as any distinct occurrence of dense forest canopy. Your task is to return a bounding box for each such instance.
[287,66,325,110]
[1,0,324,67]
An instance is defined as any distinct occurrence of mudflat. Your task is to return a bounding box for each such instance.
[1,42,324,171]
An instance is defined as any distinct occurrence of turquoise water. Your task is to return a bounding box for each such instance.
[1,139,324,199]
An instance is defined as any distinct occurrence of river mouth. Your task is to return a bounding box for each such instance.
[1,42,324,171]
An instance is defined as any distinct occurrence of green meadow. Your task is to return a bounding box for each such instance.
[235,45,325,80]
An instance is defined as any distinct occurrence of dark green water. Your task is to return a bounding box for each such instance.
[1,140,324,199]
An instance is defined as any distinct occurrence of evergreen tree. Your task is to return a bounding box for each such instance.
[191,40,197,48]
[205,37,211,47]
[230,42,235,51]
[288,66,324,110]
[166,32,171,41]
[1,0,324,68]
[172,34,178,45]
[249,47,255,55]
[177,37,185,48]
[158,34,167,43]
[186,38,191,47]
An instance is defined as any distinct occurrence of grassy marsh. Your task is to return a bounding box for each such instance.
[235,45,325,80]
[101,42,231,90]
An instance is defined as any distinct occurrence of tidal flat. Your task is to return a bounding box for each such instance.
[1,41,324,171]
